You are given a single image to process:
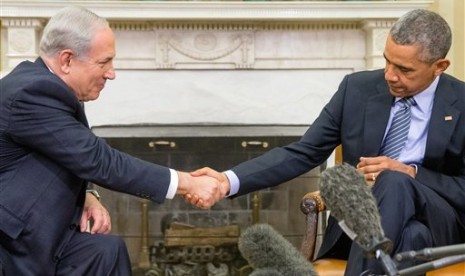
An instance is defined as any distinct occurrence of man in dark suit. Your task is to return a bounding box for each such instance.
[0,6,224,276]
[189,9,465,275]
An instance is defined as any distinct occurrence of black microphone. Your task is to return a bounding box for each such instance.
[319,163,397,275]
[395,243,465,262]
[238,223,317,276]
[397,254,465,276]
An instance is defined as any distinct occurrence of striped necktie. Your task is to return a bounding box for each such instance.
[379,97,416,159]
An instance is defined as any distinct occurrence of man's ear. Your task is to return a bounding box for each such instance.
[58,50,73,74]
[433,58,450,76]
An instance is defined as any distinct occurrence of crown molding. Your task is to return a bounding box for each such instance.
[0,1,433,21]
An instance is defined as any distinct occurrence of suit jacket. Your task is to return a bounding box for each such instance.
[230,69,465,251]
[0,58,171,273]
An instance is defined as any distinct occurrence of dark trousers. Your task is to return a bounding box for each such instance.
[3,232,131,276]
[319,170,463,276]
[55,232,132,276]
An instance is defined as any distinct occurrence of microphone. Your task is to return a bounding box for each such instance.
[319,163,392,255]
[398,255,465,276]
[319,164,465,275]
[395,243,465,262]
[238,223,317,276]
[319,163,397,275]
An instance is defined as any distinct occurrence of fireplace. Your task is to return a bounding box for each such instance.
[92,124,322,274]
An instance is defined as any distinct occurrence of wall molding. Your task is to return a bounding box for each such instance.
[0,1,433,21]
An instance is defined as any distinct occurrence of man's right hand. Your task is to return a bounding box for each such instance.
[176,170,228,209]
[185,167,231,208]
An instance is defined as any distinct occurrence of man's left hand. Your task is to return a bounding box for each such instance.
[80,192,112,234]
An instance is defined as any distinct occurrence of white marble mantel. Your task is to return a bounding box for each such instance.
[1,1,432,21]
[1,1,433,129]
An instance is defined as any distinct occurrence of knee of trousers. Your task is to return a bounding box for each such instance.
[402,220,433,250]
[373,170,415,196]
[91,235,128,261]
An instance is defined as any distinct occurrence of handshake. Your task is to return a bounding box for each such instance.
[176,167,229,209]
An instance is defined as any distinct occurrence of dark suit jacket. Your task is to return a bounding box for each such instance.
[0,58,171,273]
[230,69,465,253]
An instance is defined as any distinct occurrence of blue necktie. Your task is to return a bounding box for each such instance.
[379,97,416,159]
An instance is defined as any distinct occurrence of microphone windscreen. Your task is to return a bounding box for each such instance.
[238,223,317,276]
[249,268,283,276]
[319,163,387,252]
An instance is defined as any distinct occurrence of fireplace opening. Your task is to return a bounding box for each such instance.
[92,124,322,275]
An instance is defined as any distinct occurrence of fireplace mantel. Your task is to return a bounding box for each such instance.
[1,1,432,21]
[0,0,433,71]
[1,0,433,127]
[1,0,433,72]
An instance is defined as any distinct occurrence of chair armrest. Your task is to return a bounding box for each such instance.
[300,191,326,261]
[302,191,326,213]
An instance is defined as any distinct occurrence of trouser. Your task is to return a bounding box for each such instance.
[2,231,132,276]
[55,232,132,276]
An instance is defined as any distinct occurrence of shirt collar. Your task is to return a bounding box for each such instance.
[394,75,440,113]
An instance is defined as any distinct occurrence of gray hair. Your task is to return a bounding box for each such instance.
[39,6,109,60]
[390,9,451,63]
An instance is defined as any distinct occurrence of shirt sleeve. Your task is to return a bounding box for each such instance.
[165,169,178,199]
[224,170,240,196]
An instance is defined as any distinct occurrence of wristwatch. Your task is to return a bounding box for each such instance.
[86,189,101,201]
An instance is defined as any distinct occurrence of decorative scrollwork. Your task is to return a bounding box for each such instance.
[167,33,244,61]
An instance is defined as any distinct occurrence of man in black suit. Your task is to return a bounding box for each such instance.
[0,6,224,275]
[189,9,465,275]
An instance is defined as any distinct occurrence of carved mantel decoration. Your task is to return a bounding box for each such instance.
[154,25,255,69]
[1,0,432,72]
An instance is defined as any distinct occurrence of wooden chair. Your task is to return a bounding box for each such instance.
[299,184,465,275]
[300,190,347,276]
[300,146,347,275]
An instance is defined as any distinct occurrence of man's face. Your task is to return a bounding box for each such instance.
[67,26,116,102]
[383,35,445,98]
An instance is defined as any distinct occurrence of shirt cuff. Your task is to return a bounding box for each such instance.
[224,170,240,196]
[410,164,418,174]
[166,169,178,199]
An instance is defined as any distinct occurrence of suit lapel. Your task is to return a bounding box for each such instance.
[423,77,460,167]
[362,82,393,157]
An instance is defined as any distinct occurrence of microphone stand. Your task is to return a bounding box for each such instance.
[375,249,398,276]
[397,254,465,276]
[363,255,465,276]
[395,243,465,262]
[393,243,465,276]
[363,238,398,276]
[366,243,465,276]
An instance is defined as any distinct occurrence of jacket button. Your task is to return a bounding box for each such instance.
[69,224,76,230]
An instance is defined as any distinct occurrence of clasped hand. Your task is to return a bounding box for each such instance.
[178,168,230,209]
[356,156,416,184]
